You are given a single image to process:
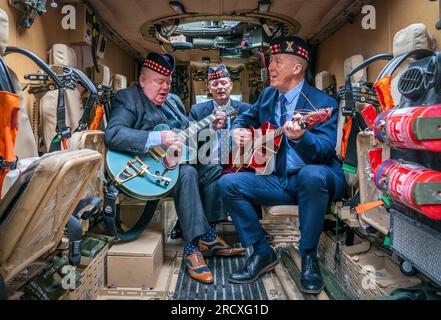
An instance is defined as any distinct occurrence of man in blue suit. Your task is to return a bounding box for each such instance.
[218,36,347,293]
[170,64,251,255]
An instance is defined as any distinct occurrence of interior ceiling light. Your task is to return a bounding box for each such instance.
[258,0,271,13]
[169,1,186,14]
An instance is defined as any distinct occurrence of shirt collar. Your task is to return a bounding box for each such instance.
[279,80,305,105]
[213,99,231,109]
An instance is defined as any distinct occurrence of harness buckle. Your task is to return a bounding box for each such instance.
[0,156,18,171]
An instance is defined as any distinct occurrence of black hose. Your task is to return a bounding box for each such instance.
[4,46,64,89]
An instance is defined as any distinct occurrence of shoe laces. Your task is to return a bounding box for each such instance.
[193,252,203,267]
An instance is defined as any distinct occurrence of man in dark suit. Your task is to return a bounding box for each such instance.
[170,64,251,255]
[218,36,347,293]
[105,52,243,284]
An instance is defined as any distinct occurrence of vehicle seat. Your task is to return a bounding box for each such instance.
[264,62,363,219]
[315,70,336,97]
[390,23,435,103]
[39,44,83,153]
[344,54,367,83]
[0,149,102,283]
[112,74,127,92]
[0,8,38,197]
[67,64,112,199]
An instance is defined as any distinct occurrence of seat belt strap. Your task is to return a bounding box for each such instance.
[66,215,82,266]
[103,181,159,242]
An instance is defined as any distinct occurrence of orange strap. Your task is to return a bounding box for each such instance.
[374,76,395,111]
[339,116,353,159]
[89,105,105,130]
[355,200,384,214]
[0,91,21,197]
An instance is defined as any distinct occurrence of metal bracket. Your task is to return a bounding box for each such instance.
[114,156,171,187]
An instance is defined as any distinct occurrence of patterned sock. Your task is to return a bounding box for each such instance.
[200,223,217,243]
[253,234,272,256]
[184,240,200,257]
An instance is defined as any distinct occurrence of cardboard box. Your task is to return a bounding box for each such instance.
[107,228,163,289]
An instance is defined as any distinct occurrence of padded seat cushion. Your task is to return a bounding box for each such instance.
[40,89,83,152]
[393,23,434,57]
[91,64,111,86]
[0,149,102,282]
[344,54,366,83]
[113,74,127,92]
[315,71,335,91]
[49,44,77,67]
[0,9,8,56]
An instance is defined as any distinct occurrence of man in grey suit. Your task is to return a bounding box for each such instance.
[105,53,244,284]
[170,65,251,248]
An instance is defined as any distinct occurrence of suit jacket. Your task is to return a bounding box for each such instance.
[105,84,188,154]
[232,81,344,179]
[188,99,251,163]
[188,99,251,122]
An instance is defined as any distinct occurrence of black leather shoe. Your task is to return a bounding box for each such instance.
[170,220,182,240]
[229,249,279,284]
[300,254,324,294]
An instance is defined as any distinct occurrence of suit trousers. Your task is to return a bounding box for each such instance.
[168,164,226,243]
[218,164,346,254]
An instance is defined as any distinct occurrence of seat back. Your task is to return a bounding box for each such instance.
[91,64,111,86]
[0,149,102,282]
[315,70,336,99]
[344,54,367,83]
[39,44,83,153]
[112,74,127,92]
[0,9,38,160]
[337,55,367,155]
[68,130,105,198]
[390,23,435,103]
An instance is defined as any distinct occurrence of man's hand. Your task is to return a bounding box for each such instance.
[232,128,252,146]
[160,130,181,148]
[212,109,227,130]
[160,130,183,167]
[283,113,305,140]
[165,140,183,168]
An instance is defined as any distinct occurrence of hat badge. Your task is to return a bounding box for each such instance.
[286,41,294,52]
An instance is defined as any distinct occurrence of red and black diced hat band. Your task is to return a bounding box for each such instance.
[143,52,175,76]
[208,64,230,81]
[269,36,310,62]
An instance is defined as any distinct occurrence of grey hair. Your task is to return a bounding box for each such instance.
[290,55,308,74]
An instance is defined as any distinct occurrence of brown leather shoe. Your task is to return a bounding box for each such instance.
[198,236,246,257]
[185,251,214,284]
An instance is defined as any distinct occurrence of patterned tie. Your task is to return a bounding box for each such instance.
[275,95,288,186]
[217,117,231,164]
[159,105,181,129]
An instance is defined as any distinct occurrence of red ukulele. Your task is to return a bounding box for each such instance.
[224,108,332,175]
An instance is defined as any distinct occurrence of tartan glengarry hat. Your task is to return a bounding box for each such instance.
[270,36,310,62]
[208,64,230,81]
[143,52,175,76]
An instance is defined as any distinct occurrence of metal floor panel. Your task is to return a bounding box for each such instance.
[173,248,269,300]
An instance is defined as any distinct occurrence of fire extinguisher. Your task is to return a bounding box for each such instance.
[373,159,441,220]
[373,104,441,152]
